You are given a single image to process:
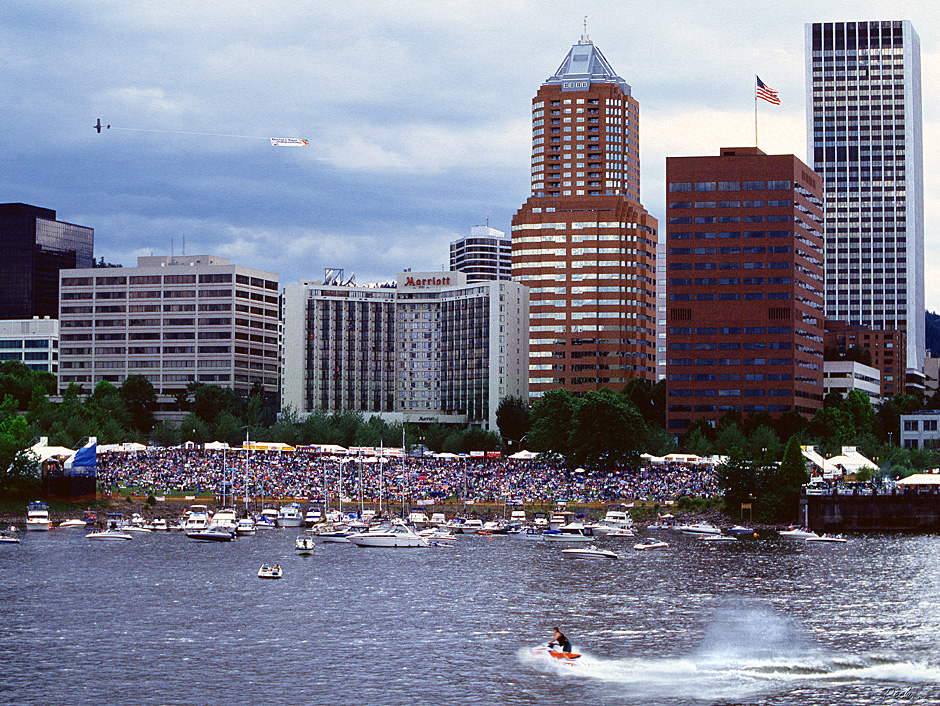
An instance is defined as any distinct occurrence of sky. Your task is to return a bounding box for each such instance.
[2,0,940,305]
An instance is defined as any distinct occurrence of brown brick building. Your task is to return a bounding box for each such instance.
[664,148,825,433]
[511,34,657,399]
[824,320,905,397]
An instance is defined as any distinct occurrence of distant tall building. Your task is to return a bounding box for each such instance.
[511,33,657,398]
[450,226,512,282]
[664,148,825,433]
[805,20,924,370]
[58,255,279,396]
[0,203,94,320]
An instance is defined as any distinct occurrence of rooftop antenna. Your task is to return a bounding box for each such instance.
[581,15,590,44]
[182,234,185,256]
[171,237,174,257]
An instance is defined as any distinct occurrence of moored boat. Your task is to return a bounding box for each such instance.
[26,501,52,531]
[348,522,428,548]
[633,538,668,550]
[295,535,316,554]
[0,530,21,544]
[59,518,87,529]
[86,529,133,541]
[258,564,282,579]
[187,524,235,542]
[542,523,596,543]
[276,503,304,528]
[805,533,848,544]
[779,526,819,540]
[675,522,722,537]
[235,518,257,536]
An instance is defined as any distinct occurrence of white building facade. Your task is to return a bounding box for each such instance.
[805,20,925,370]
[0,318,58,373]
[58,256,279,395]
[450,226,512,282]
[823,359,881,401]
[282,271,528,431]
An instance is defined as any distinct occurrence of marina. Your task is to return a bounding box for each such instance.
[3,523,940,705]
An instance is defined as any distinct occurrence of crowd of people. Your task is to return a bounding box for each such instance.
[96,448,722,505]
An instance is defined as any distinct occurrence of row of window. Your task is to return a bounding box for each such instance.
[669,180,791,193]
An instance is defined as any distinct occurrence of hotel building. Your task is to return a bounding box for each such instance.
[805,20,924,370]
[281,271,528,431]
[0,318,59,374]
[511,33,657,398]
[58,255,279,396]
[664,148,825,433]
[450,226,512,282]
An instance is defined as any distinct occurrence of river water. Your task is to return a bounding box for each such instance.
[3,527,940,706]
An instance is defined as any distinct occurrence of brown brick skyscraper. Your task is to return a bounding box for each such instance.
[511,34,657,400]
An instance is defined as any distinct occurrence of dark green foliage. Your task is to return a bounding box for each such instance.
[757,436,809,522]
[496,396,530,449]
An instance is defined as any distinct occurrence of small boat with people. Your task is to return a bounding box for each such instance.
[235,518,257,536]
[675,522,722,537]
[779,526,819,540]
[211,507,238,531]
[26,501,52,531]
[182,505,212,532]
[0,529,21,544]
[347,522,429,548]
[561,545,619,560]
[542,523,596,543]
[805,533,848,544]
[59,518,87,529]
[727,525,758,538]
[258,564,282,579]
[295,535,316,554]
[276,503,304,528]
[186,524,236,542]
[633,538,668,550]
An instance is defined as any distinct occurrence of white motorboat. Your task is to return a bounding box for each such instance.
[276,503,304,528]
[779,526,819,540]
[562,545,619,560]
[407,511,430,528]
[727,525,758,538]
[509,509,527,525]
[122,515,151,534]
[520,526,543,540]
[235,518,257,536]
[805,533,848,544]
[258,564,282,579]
[295,535,316,554]
[419,528,458,542]
[86,529,133,541]
[0,530,21,544]
[182,505,211,532]
[700,534,736,543]
[148,518,169,531]
[676,522,722,537]
[26,501,52,531]
[542,523,596,543]
[303,506,323,528]
[211,507,238,531]
[187,524,235,542]
[600,506,635,531]
[605,528,636,538]
[348,523,429,548]
[59,519,87,529]
[460,519,484,535]
[429,512,447,527]
[633,538,668,550]
[258,507,279,528]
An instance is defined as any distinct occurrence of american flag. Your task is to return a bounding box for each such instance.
[756,76,780,105]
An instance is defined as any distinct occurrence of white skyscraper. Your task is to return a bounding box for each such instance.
[805,20,924,370]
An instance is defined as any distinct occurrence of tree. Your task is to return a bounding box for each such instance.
[120,374,157,435]
[715,448,758,513]
[569,389,645,470]
[496,396,530,449]
[528,388,577,461]
[758,435,809,521]
[682,426,712,457]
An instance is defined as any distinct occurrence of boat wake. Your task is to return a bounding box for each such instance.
[518,606,940,701]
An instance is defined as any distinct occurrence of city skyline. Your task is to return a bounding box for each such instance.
[2,2,940,305]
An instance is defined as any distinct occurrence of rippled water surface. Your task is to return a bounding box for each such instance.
[3,528,940,705]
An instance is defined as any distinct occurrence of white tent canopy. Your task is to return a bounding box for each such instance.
[897,473,940,486]
[509,450,538,460]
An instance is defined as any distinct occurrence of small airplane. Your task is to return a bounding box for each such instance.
[94,119,110,133]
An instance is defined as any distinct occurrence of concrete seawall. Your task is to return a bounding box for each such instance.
[805,492,940,531]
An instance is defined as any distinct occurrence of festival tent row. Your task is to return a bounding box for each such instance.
[802,445,878,479]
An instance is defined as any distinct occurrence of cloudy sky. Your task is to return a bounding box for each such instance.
[2,1,939,305]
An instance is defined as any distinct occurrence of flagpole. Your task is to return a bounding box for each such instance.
[754,74,759,147]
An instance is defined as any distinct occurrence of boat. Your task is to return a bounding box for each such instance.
[599,505,635,531]
[532,646,581,662]
[419,528,458,542]
[778,526,819,540]
[542,523,596,543]
[805,533,848,544]
[727,525,758,538]
[235,518,257,536]
[276,503,304,528]
[348,522,429,548]
[186,524,236,542]
[258,564,282,579]
[0,530,21,544]
[182,505,212,532]
[211,507,238,531]
[122,515,151,534]
[258,507,279,528]
[429,512,447,527]
[86,529,133,541]
[633,538,668,550]
[561,545,619,560]
[407,511,430,528]
[303,506,323,528]
[646,520,672,530]
[520,526,543,540]
[59,518,87,529]
[460,519,484,535]
[509,509,527,525]
[700,534,737,543]
[295,535,316,554]
[25,501,52,531]
[675,522,722,537]
[148,518,169,531]
[605,528,636,538]
[314,524,355,543]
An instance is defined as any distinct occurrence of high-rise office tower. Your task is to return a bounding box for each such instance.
[450,226,512,281]
[511,34,657,398]
[0,203,94,320]
[806,20,924,370]
[664,148,825,433]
